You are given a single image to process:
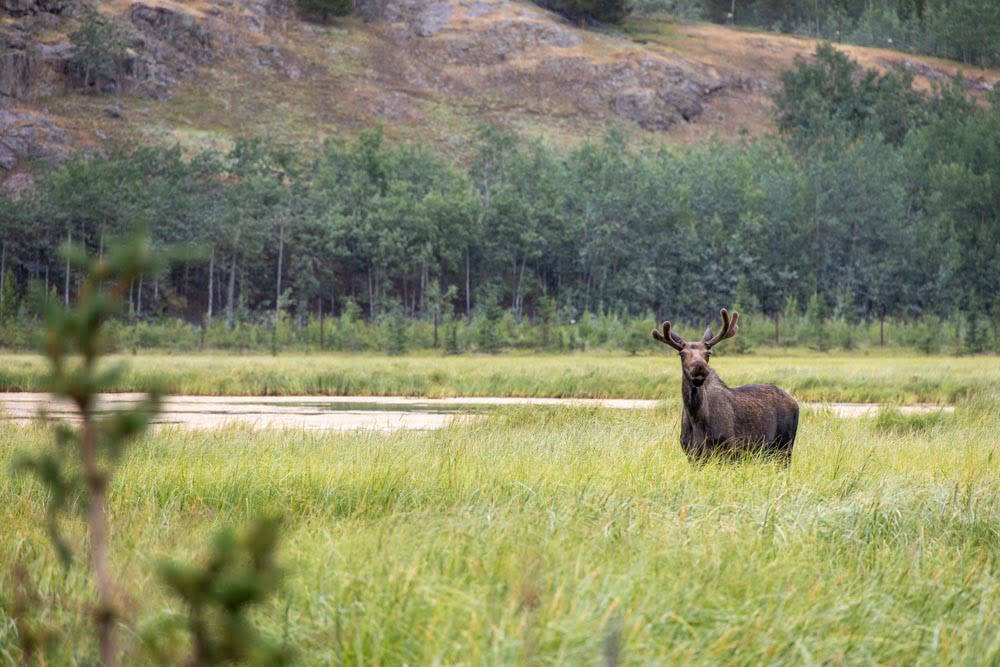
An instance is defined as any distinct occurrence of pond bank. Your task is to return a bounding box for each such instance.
[0,394,956,431]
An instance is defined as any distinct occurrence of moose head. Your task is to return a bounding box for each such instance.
[652,308,739,387]
[649,307,797,464]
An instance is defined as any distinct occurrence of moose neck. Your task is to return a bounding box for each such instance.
[682,369,722,418]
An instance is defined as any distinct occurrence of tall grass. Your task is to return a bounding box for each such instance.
[1,392,997,664]
[0,351,997,402]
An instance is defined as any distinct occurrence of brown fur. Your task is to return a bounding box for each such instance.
[653,309,799,464]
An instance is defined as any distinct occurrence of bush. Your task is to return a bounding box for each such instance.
[532,0,631,25]
[802,293,830,351]
[68,7,129,93]
[296,0,353,21]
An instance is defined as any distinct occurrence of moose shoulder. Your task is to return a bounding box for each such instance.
[652,308,799,464]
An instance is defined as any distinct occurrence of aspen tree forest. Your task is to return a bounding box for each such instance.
[1,45,998,352]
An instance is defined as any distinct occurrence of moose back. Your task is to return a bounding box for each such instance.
[652,308,799,463]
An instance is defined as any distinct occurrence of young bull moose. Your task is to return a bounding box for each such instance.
[652,308,798,464]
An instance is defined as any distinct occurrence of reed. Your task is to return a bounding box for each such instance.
[0,351,996,403]
[1,390,997,664]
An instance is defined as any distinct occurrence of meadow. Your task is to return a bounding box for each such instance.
[0,350,996,403]
[0,353,998,664]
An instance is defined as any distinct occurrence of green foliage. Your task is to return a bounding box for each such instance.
[773,43,925,149]
[963,311,986,354]
[296,0,353,21]
[0,269,17,322]
[622,317,650,355]
[910,315,942,354]
[154,517,292,666]
[68,7,129,93]
[631,0,703,19]
[532,0,632,25]
[693,0,1000,67]
[2,68,996,350]
[445,318,462,354]
[381,303,408,355]
[802,293,829,351]
[923,0,1000,67]
[10,236,164,663]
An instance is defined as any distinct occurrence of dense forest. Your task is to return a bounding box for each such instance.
[0,46,998,352]
[633,0,999,67]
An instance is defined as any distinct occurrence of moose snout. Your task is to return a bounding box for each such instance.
[687,364,709,386]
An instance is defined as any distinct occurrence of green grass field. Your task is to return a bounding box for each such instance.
[1,353,998,664]
[0,351,997,403]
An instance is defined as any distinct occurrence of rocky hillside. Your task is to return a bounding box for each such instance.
[2,0,997,193]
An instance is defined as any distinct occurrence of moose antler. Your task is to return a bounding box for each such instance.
[652,320,686,351]
[702,308,740,348]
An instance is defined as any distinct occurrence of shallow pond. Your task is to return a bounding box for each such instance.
[0,394,954,431]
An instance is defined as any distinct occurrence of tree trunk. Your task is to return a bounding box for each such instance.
[319,297,325,350]
[465,249,472,324]
[226,255,237,328]
[880,312,885,347]
[515,256,528,321]
[512,256,518,316]
[420,264,426,315]
[136,275,143,319]
[367,266,375,321]
[80,413,117,667]
[207,250,214,322]
[64,228,71,306]
[275,222,284,321]
[433,296,439,350]
[774,311,780,345]
[0,242,6,307]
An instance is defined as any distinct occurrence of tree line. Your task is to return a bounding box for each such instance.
[634,0,1000,68]
[1,46,997,351]
[297,0,999,68]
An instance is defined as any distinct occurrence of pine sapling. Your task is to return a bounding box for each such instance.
[14,236,165,666]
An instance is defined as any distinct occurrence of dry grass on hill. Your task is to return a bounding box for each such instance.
[20,1,1000,157]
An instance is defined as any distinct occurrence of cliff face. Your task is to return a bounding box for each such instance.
[1,0,997,187]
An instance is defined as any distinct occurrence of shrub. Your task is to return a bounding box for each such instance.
[68,7,129,93]
[532,0,631,25]
[296,0,353,21]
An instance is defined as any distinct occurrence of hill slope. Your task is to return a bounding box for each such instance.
[1,0,997,185]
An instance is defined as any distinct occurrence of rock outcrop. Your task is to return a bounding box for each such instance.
[0,108,70,170]
[0,0,68,18]
[124,3,218,98]
[0,2,229,103]
[362,0,723,130]
[359,0,454,37]
[0,25,72,100]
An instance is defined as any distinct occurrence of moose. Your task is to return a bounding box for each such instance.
[652,308,798,464]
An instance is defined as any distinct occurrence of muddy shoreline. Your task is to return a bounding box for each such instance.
[0,394,956,432]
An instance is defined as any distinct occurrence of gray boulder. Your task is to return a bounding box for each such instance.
[358,0,453,37]
[0,0,67,18]
[0,108,70,170]
[128,3,215,67]
[0,27,70,100]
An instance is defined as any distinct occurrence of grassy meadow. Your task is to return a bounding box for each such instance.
[0,350,997,403]
[1,352,998,664]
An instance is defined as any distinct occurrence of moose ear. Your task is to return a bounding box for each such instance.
[701,326,714,343]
